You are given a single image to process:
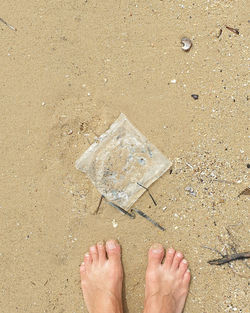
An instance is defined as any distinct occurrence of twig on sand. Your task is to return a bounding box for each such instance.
[225,26,239,35]
[0,17,17,31]
[201,245,224,257]
[131,208,165,231]
[208,252,250,265]
[238,187,250,197]
[202,229,250,267]
[94,195,135,219]
[137,182,157,206]
[217,29,223,38]
[107,201,135,219]
[93,195,104,215]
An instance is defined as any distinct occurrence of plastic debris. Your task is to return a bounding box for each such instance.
[76,113,172,209]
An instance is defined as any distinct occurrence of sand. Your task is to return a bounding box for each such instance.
[0,1,249,312]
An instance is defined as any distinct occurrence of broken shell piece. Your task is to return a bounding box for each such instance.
[185,186,197,196]
[112,219,118,228]
[181,37,192,51]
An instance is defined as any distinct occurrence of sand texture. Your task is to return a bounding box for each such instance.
[0,1,249,312]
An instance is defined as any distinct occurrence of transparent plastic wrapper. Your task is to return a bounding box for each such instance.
[75,113,172,209]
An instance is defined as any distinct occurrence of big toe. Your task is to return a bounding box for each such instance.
[148,243,164,268]
[106,239,121,263]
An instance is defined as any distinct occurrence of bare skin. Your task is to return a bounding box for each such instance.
[144,244,191,313]
[80,240,123,313]
[80,241,190,313]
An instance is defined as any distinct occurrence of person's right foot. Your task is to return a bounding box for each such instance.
[80,240,123,313]
[143,244,191,313]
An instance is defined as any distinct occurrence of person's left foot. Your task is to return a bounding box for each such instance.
[80,240,124,313]
[143,244,191,313]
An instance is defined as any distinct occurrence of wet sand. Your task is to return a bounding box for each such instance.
[0,1,249,312]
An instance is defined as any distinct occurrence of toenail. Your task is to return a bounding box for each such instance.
[151,243,163,253]
[97,241,104,246]
[85,253,90,258]
[81,262,85,266]
[168,248,175,254]
[106,241,116,250]
[182,259,187,264]
[177,252,182,257]
[90,246,97,252]
[187,269,190,272]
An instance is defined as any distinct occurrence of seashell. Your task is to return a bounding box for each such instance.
[181,37,192,51]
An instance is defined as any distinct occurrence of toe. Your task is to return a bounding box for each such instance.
[89,245,98,263]
[106,239,121,263]
[183,269,191,288]
[97,241,107,264]
[84,252,92,270]
[178,259,188,276]
[163,248,175,269]
[171,251,183,270]
[148,243,164,268]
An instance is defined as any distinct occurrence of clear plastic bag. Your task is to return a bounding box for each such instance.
[75,113,172,209]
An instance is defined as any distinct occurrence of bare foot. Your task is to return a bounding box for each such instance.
[143,244,191,313]
[80,240,123,313]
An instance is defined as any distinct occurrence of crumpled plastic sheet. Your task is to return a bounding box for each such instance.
[75,113,172,209]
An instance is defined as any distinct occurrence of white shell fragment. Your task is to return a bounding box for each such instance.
[181,37,192,51]
[185,186,197,196]
[112,219,118,228]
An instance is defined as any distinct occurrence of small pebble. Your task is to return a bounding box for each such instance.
[171,79,177,84]
[247,164,250,168]
[191,94,199,100]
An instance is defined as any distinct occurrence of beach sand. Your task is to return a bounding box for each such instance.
[0,1,249,312]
